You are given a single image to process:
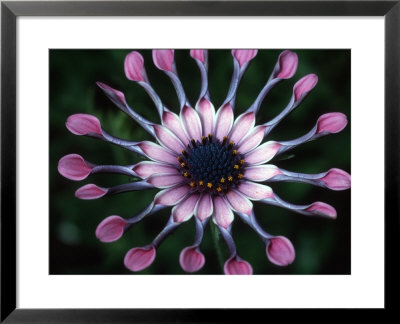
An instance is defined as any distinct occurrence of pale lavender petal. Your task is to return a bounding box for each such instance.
[212,196,234,228]
[147,174,184,189]
[153,50,174,72]
[294,74,318,101]
[237,181,273,200]
[274,50,298,79]
[225,190,253,216]
[172,194,200,223]
[276,112,349,155]
[316,112,348,134]
[58,154,92,181]
[180,246,205,273]
[96,82,154,136]
[229,112,255,144]
[232,49,258,67]
[194,194,213,221]
[180,106,203,141]
[321,168,351,190]
[190,49,205,64]
[124,51,145,82]
[261,194,338,219]
[95,215,128,243]
[75,184,107,200]
[244,164,282,182]
[162,111,190,146]
[138,141,179,165]
[245,141,282,165]
[266,236,295,266]
[214,104,234,140]
[153,125,185,153]
[133,161,179,179]
[224,256,253,275]
[154,185,190,206]
[124,246,156,272]
[237,125,267,154]
[196,98,215,136]
[66,114,102,136]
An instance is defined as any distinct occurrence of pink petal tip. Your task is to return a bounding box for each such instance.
[316,112,348,134]
[294,73,318,101]
[58,154,92,181]
[95,215,128,243]
[124,246,156,272]
[179,246,205,273]
[232,49,258,67]
[267,236,295,266]
[153,49,174,72]
[307,202,337,219]
[124,51,145,82]
[66,114,102,136]
[224,256,253,275]
[321,168,351,190]
[190,49,205,64]
[275,50,298,79]
[75,184,107,200]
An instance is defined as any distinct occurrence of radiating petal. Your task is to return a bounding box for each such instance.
[153,49,174,72]
[294,74,318,101]
[66,114,102,136]
[238,125,267,154]
[229,112,255,144]
[237,181,273,200]
[195,194,213,221]
[232,49,258,67]
[321,168,351,190]
[316,112,348,134]
[267,236,295,266]
[133,161,178,179]
[124,51,145,82]
[162,111,189,146]
[245,141,281,165]
[212,196,234,228]
[244,165,282,182]
[224,256,253,275]
[147,174,184,189]
[225,190,253,216]
[154,185,190,206]
[95,215,127,243]
[275,50,298,79]
[190,49,205,64]
[153,125,185,153]
[306,202,337,219]
[172,194,200,223]
[214,104,234,140]
[180,246,205,272]
[196,98,215,136]
[138,141,178,165]
[124,246,156,272]
[180,106,203,141]
[58,154,92,181]
[75,184,107,200]
[96,82,127,106]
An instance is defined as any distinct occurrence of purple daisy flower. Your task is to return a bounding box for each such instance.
[58,49,351,274]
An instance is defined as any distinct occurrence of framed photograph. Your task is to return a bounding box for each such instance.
[1,0,398,321]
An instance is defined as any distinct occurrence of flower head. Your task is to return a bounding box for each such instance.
[59,49,350,274]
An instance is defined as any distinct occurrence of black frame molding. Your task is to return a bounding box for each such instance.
[1,0,399,322]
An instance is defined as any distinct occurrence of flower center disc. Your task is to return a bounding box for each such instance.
[177,135,245,194]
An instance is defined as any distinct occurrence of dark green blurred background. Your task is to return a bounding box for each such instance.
[50,49,351,275]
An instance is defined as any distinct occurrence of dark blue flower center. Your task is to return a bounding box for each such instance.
[177,135,245,195]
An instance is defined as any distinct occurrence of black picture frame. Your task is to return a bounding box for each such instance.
[1,0,398,321]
